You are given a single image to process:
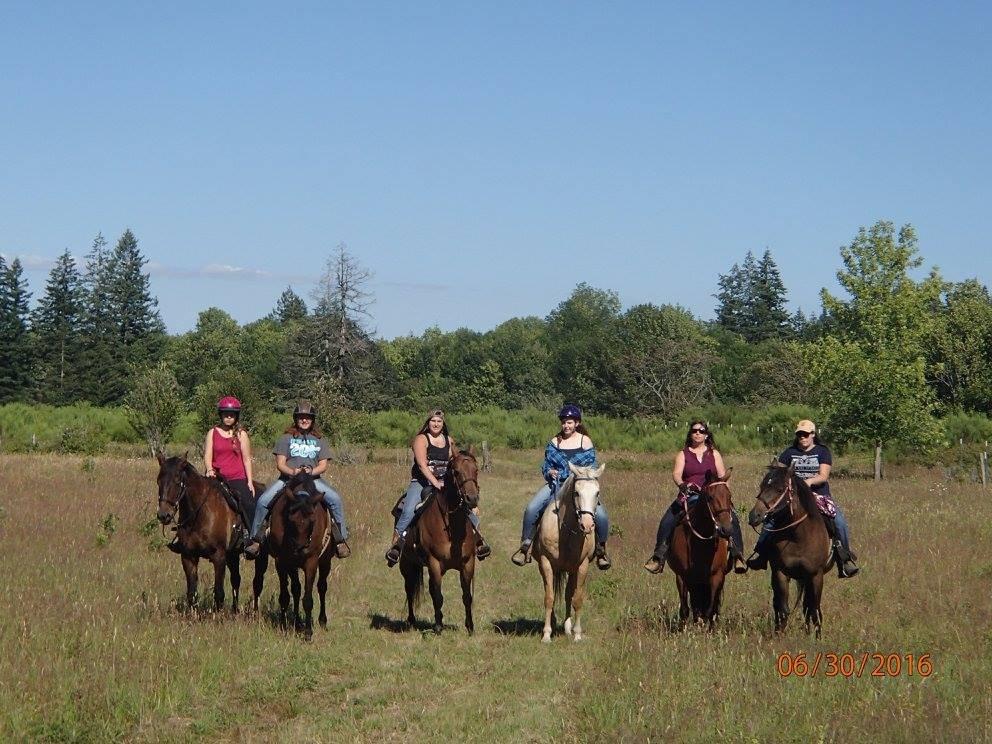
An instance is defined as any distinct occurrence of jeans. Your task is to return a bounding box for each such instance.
[520,484,609,545]
[250,477,348,540]
[652,497,745,557]
[755,503,850,554]
[395,480,480,535]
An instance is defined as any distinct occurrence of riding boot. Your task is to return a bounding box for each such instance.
[511,540,533,567]
[729,513,748,574]
[167,536,183,554]
[746,535,769,571]
[833,540,859,578]
[243,525,266,560]
[644,505,679,574]
[643,541,669,574]
[385,531,405,567]
[474,533,491,561]
[594,542,612,571]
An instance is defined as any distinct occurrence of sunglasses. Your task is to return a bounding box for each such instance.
[796,431,814,437]
[690,428,708,434]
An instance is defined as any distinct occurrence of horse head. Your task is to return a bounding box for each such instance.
[749,461,793,527]
[568,462,605,535]
[156,452,191,525]
[447,448,480,510]
[282,473,324,555]
[699,469,733,539]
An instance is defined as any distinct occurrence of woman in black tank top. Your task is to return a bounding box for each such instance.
[385,409,491,566]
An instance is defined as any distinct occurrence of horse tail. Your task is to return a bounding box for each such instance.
[792,580,805,615]
[409,564,425,609]
[553,569,566,613]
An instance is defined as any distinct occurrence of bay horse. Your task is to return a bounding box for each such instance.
[400,448,480,634]
[264,472,336,641]
[156,454,266,612]
[748,462,833,636]
[666,471,736,627]
[532,462,606,643]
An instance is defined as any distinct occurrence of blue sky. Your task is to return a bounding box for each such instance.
[2,2,989,338]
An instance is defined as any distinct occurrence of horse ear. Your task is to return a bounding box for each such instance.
[724,467,733,481]
[181,450,189,462]
[594,463,606,477]
[156,452,165,466]
[785,462,796,478]
[568,462,579,475]
[467,444,475,456]
[771,459,785,469]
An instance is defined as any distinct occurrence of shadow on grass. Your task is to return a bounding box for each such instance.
[492,617,545,636]
[368,612,457,633]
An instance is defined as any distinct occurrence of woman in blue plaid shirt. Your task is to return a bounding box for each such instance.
[510,404,611,570]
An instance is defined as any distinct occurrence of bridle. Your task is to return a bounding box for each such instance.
[683,480,735,541]
[436,454,479,531]
[557,474,600,536]
[158,467,205,530]
[752,474,809,533]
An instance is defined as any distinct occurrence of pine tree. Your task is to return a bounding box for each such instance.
[0,257,33,402]
[271,286,308,323]
[78,233,120,403]
[32,250,86,404]
[749,249,791,340]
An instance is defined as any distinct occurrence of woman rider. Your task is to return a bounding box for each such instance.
[746,419,859,578]
[385,409,490,566]
[205,396,256,536]
[510,404,611,570]
[643,420,746,574]
[243,401,351,559]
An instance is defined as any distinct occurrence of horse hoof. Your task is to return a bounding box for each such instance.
[541,634,552,644]
[433,624,443,635]
[319,618,327,629]
[564,619,573,637]
[573,634,583,642]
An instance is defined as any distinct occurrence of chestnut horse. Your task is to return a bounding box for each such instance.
[156,454,265,612]
[263,472,336,640]
[400,449,480,634]
[532,462,606,643]
[748,463,833,636]
[667,471,736,627]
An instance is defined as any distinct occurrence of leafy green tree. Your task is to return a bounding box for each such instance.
[545,283,623,413]
[929,280,992,412]
[481,317,555,409]
[166,308,247,398]
[0,256,33,402]
[810,221,943,451]
[125,361,183,456]
[32,250,86,404]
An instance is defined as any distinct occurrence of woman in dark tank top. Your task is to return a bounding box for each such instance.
[385,409,491,566]
[643,420,746,574]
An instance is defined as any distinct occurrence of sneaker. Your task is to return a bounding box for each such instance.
[335,542,351,559]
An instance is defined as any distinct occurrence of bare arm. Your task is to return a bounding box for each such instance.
[239,431,255,494]
[806,463,831,488]
[713,450,727,480]
[671,450,686,488]
[276,453,296,478]
[309,458,329,477]
[413,435,443,490]
[204,430,215,476]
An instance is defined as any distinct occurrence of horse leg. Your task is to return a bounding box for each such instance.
[563,571,577,638]
[301,560,317,641]
[706,574,725,630]
[290,569,303,632]
[227,550,241,614]
[181,555,199,611]
[211,553,226,612]
[676,575,689,627]
[804,573,824,638]
[570,563,590,641]
[427,557,445,634]
[538,557,555,643]
[400,559,419,628]
[772,568,790,632]
[459,563,475,635]
[251,548,269,613]
[317,554,331,629]
[276,564,290,630]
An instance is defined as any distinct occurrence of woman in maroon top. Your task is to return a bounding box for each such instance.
[203,396,256,534]
[643,420,746,574]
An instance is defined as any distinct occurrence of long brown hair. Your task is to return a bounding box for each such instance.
[285,418,324,439]
[683,420,717,450]
[556,422,590,443]
[215,416,247,457]
[411,408,451,447]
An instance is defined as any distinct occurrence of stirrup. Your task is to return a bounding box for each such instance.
[511,544,532,566]
[385,542,403,567]
[745,551,767,571]
[594,544,611,571]
[335,541,351,559]
[643,554,665,574]
[475,540,491,561]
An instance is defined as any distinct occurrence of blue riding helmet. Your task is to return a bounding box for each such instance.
[558,403,582,421]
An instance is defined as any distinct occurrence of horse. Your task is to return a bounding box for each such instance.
[531,462,606,643]
[263,472,336,640]
[748,462,833,636]
[666,471,736,627]
[399,448,480,634]
[156,454,265,612]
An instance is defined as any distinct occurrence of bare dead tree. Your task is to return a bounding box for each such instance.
[311,243,375,381]
[622,340,717,418]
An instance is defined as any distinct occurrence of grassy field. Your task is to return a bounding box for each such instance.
[1,449,990,742]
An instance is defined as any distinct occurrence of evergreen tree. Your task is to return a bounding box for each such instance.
[271,286,308,323]
[32,250,86,404]
[750,249,790,340]
[109,228,166,360]
[714,254,751,337]
[0,256,33,402]
[78,233,119,403]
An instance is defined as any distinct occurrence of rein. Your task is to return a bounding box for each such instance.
[754,477,809,533]
[556,475,599,537]
[159,472,209,532]
[682,480,735,542]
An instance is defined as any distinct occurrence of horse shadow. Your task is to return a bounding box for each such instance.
[492,617,545,637]
[368,612,456,634]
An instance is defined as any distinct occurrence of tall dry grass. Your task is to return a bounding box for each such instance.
[0,450,989,742]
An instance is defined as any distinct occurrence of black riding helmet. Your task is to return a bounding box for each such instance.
[293,400,317,421]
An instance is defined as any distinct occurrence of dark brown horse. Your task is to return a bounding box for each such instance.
[748,463,833,636]
[400,449,480,634]
[667,471,736,627]
[263,473,336,640]
[156,454,265,612]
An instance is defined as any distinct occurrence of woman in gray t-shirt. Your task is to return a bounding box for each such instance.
[244,401,350,559]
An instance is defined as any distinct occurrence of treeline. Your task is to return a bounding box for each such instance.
[2,222,992,454]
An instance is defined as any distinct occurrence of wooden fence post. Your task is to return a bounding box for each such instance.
[981,451,989,489]
[482,441,493,472]
[874,440,883,482]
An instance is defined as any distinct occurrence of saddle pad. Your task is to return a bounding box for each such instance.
[815,494,838,518]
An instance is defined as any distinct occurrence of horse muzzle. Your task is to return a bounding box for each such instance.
[748,504,766,528]
[578,513,595,534]
[157,509,174,525]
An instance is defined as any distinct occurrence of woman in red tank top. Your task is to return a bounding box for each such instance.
[203,397,256,536]
[643,420,746,574]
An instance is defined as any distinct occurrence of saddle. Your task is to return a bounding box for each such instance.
[390,486,435,523]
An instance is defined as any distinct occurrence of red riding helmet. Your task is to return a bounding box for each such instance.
[217,396,242,414]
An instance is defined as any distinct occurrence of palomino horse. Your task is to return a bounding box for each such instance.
[400,449,480,634]
[667,471,736,627]
[532,462,606,643]
[263,473,337,640]
[156,454,265,612]
[748,463,833,636]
